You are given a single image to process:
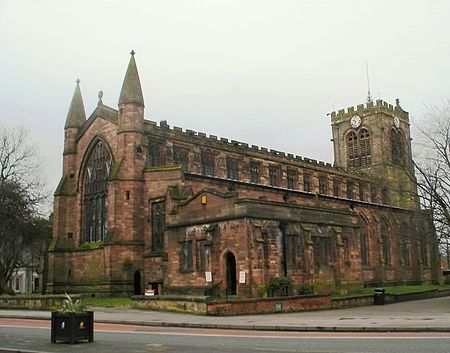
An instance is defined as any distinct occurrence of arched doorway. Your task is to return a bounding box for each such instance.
[133,270,141,295]
[225,252,237,295]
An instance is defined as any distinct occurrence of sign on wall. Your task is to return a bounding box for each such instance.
[239,271,246,284]
[205,271,212,282]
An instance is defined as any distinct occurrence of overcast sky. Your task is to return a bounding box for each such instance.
[1,0,449,200]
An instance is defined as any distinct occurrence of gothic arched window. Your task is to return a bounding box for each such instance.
[380,219,390,266]
[83,140,112,243]
[391,129,405,165]
[401,235,410,267]
[152,201,165,252]
[360,218,370,266]
[347,129,371,167]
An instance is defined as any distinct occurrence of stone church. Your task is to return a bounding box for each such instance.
[47,52,438,297]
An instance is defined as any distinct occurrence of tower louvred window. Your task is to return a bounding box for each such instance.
[347,129,371,167]
[83,140,112,243]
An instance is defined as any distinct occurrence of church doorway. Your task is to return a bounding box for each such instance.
[133,270,141,295]
[225,252,237,295]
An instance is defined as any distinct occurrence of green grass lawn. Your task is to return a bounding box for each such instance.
[79,284,450,306]
[82,296,133,308]
[363,284,450,295]
[332,284,450,298]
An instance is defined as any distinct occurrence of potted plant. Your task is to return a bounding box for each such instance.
[51,293,94,344]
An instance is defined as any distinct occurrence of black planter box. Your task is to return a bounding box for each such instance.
[51,311,94,344]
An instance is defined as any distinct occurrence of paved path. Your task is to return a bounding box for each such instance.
[2,296,450,332]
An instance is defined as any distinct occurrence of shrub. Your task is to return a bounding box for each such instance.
[298,284,315,295]
[267,276,293,297]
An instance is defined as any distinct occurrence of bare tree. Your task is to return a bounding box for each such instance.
[413,103,450,267]
[0,126,50,294]
[0,126,47,205]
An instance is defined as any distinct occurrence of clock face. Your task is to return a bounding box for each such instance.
[350,115,362,129]
[393,116,400,128]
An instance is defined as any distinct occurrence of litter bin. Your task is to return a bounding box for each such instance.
[374,287,385,305]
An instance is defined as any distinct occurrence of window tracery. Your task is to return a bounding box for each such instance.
[152,201,165,251]
[148,141,165,167]
[83,140,112,243]
[201,152,215,176]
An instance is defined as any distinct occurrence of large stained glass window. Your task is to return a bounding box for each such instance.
[83,140,112,243]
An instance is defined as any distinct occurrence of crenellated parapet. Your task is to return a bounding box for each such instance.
[144,118,336,172]
[330,99,409,124]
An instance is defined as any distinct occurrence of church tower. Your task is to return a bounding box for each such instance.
[330,99,418,209]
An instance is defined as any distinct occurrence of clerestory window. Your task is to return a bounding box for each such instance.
[269,166,280,187]
[287,170,297,190]
[226,158,239,180]
[303,172,312,192]
[173,146,189,171]
[319,175,327,194]
[201,152,215,176]
[249,162,260,183]
[148,141,165,167]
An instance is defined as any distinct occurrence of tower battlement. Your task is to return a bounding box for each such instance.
[330,99,409,122]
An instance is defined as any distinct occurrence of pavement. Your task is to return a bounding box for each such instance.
[2,296,450,332]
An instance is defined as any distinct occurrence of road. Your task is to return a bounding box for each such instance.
[1,319,450,353]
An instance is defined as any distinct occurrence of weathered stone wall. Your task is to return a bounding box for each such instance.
[0,294,81,311]
[132,294,331,315]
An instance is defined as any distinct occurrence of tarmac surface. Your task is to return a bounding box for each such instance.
[1,296,450,332]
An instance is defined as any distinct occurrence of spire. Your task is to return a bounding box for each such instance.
[64,79,86,129]
[118,50,144,107]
